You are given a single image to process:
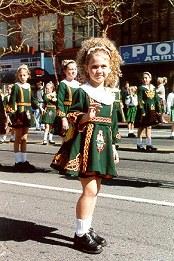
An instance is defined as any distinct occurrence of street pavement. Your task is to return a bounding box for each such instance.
[0,123,174,261]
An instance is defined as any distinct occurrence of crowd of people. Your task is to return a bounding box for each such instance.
[0,36,174,255]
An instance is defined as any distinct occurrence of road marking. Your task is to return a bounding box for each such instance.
[0,179,174,207]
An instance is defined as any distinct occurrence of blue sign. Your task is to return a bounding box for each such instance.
[120,40,174,64]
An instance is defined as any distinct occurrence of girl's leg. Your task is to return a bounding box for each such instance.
[43,124,49,144]
[48,124,55,144]
[137,127,145,150]
[74,176,103,254]
[170,123,174,138]
[146,126,157,150]
[14,128,23,164]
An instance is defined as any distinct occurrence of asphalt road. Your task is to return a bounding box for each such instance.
[0,127,174,261]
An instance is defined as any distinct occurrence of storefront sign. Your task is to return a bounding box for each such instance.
[120,41,174,64]
[0,53,44,71]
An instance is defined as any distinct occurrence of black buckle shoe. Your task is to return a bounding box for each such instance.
[74,233,103,254]
[89,228,107,247]
[137,144,145,151]
[15,162,24,171]
[146,145,157,151]
[22,161,36,170]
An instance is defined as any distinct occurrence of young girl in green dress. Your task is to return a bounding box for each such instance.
[42,81,57,145]
[136,72,161,151]
[125,86,138,137]
[51,37,122,254]
[53,60,80,137]
[9,64,43,171]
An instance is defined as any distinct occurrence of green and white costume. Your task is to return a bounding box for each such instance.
[52,79,79,136]
[51,83,120,178]
[0,95,6,134]
[125,94,138,123]
[167,92,174,122]
[9,82,39,128]
[42,93,56,124]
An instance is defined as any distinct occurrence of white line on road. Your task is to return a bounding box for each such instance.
[1,179,174,207]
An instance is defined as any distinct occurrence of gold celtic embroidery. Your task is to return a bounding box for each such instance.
[82,123,94,173]
[145,90,155,99]
[90,117,111,124]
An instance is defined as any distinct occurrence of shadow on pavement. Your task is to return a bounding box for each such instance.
[102,177,162,188]
[0,164,52,173]
[0,217,74,249]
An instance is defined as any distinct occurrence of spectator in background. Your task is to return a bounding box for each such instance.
[166,83,174,139]
[0,84,15,143]
[34,81,45,131]
[121,81,129,115]
[156,77,167,123]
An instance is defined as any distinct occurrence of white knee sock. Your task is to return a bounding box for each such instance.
[15,152,22,163]
[21,152,27,163]
[146,137,151,146]
[44,132,48,141]
[137,138,142,145]
[49,133,53,141]
[76,215,92,237]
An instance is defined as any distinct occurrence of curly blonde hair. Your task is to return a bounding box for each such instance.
[76,37,122,87]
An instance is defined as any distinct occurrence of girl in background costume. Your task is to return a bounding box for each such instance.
[9,64,43,171]
[42,81,57,145]
[136,72,161,151]
[125,86,138,138]
[52,60,80,137]
[51,37,122,254]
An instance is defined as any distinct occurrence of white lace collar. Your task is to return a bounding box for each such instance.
[142,84,155,91]
[61,79,79,88]
[81,83,115,105]
[17,82,30,89]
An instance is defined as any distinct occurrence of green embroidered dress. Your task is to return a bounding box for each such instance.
[51,83,120,178]
[136,84,161,127]
[42,93,56,124]
[9,82,39,128]
[52,79,80,136]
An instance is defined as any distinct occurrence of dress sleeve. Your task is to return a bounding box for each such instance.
[9,84,18,112]
[111,101,120,144]
[57,82,67,117]
[137,86,145,115]
[67,88,89,130]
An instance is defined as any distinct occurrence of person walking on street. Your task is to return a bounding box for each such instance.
[136,72,162,151]
[34,81,45,131]
[51,37,122,254]
[0,84,15,143]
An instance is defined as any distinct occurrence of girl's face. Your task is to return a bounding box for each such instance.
[142,74,151,85]
[64,63,77,81]
[45,85,52,94]
[17,68,30,84]
[85,52,111,87]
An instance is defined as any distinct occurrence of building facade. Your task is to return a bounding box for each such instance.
[0,0,174,92]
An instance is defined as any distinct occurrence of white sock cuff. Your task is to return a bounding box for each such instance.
[76,216,92,237]
[21,152,27,163]
[15,152,22,163]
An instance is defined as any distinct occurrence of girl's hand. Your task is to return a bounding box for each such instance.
[112,145,119,165]
[61,117,69,136]
[88,103,102,120]
[40,108,46,115]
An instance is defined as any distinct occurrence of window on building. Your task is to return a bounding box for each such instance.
[139,4,153,43]
[21,14,57,52]
[158,0,169,41]
[64,13,99,49]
